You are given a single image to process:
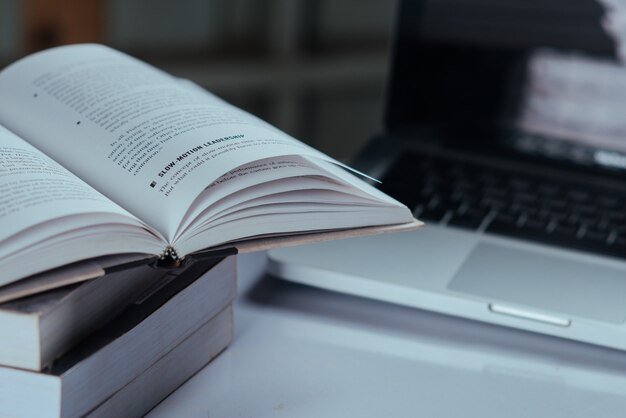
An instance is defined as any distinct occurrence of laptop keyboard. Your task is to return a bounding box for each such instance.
[379,152,626,260]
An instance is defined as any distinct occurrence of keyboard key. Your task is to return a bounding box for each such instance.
[538,184,560,196]
[567,189,592,202]
[486,213,520,235]
[508,202,539,216]
[611,236,626,248]
[597,195,620,208]
[549,222,578,240]
[606,211,626,222]
[576,204,596,215]
[581,226,608,243]
[546,210,569,221]
[509,177,532,190]
[543,199,567,210]
[522,216,548,232]
[448,208,487,230]
[481,196,507,209]
[515,191,538,203]
[483,187,508,200]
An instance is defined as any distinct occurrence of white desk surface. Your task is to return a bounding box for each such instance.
[147,252,626,418]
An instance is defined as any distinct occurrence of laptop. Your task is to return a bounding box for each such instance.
[268,0,626,350]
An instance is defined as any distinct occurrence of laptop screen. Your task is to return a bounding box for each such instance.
[386,0,626,173]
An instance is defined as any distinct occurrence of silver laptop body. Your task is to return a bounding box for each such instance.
[269,0,626,350]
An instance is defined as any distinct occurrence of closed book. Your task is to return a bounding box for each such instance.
[0,255,170,371]
[88,305,232,418]
[0,254,223,371]
[0,256,235,418]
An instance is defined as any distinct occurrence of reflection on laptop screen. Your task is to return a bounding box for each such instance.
[517,50,626,169]
[388,0,626,172]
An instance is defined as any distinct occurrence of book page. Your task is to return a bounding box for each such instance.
[172,156,412,255]
[0,125,163,285]
[173,155,404,241]
[0,44,370,241]
[0,125,141,244]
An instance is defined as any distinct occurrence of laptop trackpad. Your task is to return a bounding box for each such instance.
[447,243,626,324]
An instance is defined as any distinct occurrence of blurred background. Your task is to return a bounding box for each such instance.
[0,0,398,160]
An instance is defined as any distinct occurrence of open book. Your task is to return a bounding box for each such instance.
[0,44,419,288]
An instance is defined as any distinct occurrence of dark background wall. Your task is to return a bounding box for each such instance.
[0,0,397,160]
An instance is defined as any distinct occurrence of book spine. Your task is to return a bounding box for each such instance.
[158,246,181,267]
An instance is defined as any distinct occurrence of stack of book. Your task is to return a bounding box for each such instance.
[0,255,236,418]
[0,43,418,417]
